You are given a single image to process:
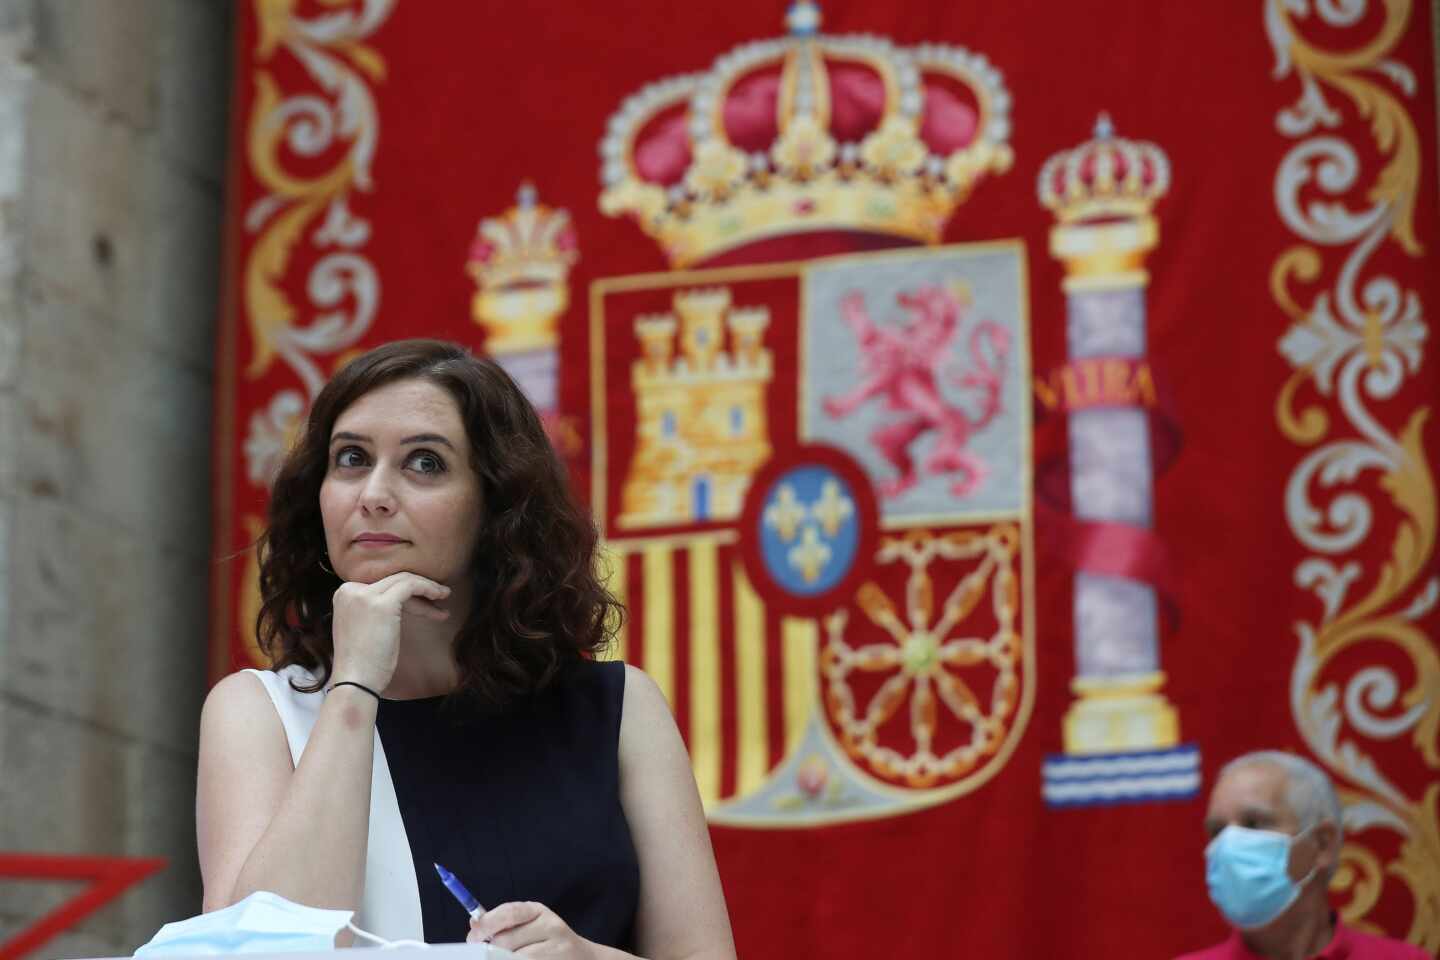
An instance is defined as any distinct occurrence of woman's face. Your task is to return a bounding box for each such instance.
[319,378,483,587]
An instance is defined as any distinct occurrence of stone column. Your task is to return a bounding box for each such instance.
[0,2,230,955]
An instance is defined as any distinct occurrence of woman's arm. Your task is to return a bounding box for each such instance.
[197,571,451,913]
[195,672,377,912]
[617,665,737,960]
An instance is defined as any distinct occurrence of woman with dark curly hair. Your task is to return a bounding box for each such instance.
[196,340,735,959]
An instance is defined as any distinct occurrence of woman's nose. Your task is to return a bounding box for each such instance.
[358,467,398,515]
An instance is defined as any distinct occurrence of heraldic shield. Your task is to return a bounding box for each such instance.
[591,243,1035,827]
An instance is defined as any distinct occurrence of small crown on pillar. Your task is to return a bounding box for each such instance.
[467,183,578,290]
[598,1,1013,266]
[1037,113,1170,224]
[466,183,578,355]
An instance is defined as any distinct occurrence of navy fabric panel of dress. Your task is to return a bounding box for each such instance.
[376,659,639,949]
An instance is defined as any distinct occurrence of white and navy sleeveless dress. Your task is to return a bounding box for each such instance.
[247,659,640,948]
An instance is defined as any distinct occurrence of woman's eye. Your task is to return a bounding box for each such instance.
[407,451,446,474]
[334,446,368,468]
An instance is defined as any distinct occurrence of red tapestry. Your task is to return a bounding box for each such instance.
[210,2,1440,957]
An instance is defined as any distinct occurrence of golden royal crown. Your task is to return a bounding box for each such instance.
[1037,113,1170,224]
[598,1,1014,267]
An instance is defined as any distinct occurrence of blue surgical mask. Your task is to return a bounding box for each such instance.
[135,891,355,955]
[1205,824,1317,929]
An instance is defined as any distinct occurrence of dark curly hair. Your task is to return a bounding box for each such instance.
[255,338,621,705]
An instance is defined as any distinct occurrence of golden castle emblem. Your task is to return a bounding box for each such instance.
[597,1,1013,266]
[619,287,774,528]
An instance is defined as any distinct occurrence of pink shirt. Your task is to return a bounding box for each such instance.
[1176,920,1431,960]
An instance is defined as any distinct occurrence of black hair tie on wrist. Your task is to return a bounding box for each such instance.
[328,680,384,701]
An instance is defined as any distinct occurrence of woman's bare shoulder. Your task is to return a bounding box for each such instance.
[203,669,269,713]
[200,670,290,754]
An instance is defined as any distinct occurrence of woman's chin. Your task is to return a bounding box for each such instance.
[340,560,425,584]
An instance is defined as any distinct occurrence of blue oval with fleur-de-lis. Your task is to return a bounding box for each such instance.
[757,465,859,595]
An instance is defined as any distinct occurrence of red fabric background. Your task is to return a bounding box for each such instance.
[212,2,1440,957]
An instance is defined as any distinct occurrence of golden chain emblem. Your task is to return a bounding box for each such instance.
[821,525,1021,788]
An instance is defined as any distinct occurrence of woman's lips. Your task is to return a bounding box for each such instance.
[353,534,408,547]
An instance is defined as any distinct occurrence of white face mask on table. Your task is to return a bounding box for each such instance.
[134,890,427,954]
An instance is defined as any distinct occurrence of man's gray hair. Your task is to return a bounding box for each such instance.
[1220,750,1344,841]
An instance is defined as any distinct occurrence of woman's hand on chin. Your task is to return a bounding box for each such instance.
[329,571,450,690]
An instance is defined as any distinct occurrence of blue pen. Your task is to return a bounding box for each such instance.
[434,862,486,921]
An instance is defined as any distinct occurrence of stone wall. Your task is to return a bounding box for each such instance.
[0,1,229,956]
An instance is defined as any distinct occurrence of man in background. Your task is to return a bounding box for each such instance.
[1177,750,1429,960]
